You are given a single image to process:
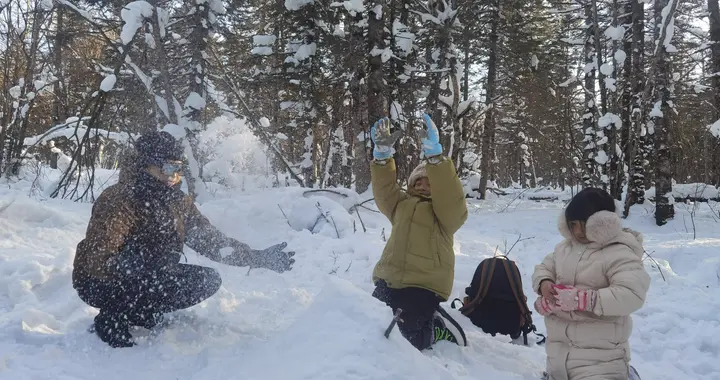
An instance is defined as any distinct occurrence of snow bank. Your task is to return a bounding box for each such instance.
[287,196,354,239]
[7,160,120,200]
[646,184,720,200]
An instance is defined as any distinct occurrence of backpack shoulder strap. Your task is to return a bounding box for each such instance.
[459,258,497,315]
[500,258,535,344]
[500,258,530,314]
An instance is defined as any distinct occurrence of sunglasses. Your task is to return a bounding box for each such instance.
[161,161,184,176]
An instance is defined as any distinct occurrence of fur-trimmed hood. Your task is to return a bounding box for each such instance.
[557,210,644,258]
[408,162,427,187]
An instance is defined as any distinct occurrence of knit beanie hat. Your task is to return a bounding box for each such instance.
[408,162,428,187]
[565,187,616,223]
[134,131,184,166]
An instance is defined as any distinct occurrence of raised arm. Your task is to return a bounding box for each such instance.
[371,158,409,221]
[426,156,467,234]
[183,196,238,262]
[182,196,295,272]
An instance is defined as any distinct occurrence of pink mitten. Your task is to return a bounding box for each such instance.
[534,297,555,316]
[553,284,596,312]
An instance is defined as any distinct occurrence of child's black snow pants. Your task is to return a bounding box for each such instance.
[372,280,441,350]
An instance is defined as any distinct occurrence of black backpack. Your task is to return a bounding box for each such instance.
[451,256,544,345]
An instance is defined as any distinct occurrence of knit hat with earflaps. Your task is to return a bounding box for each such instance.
[408,162,428,187]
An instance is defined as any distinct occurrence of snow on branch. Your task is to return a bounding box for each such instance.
[23,117,135,148]
[57,0,94,21]
[710,120,720,138]
[330,0,364,16]
[121,1,154,45]
[654,0,679,56]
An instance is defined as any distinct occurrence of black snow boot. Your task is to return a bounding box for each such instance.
[93,310,135,348]
[432,306,468,347]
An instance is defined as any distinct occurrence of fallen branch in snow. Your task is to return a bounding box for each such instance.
[329,251,339,275]
[315,202,340,238]
[350,198,381,214]
[355,208,367,233]
[303,189,349,198]
[528,196,559,202]
[328,213,340,239]
[642,250,666,282]
[648,196,720,203]
[355,204,380,213]
[487,187,509,196]
[497,188,530,214]
[277,205,291,227]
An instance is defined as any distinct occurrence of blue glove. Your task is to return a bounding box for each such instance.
[370,117,403,160]
[420,114,442,157]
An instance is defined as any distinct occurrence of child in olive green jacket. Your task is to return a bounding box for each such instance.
[370,115,468,350]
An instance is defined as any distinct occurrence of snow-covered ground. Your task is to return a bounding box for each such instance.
[1,170,719,380]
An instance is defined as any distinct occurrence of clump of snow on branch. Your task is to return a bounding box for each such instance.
[100,75,117,92]
[120,1,154,45]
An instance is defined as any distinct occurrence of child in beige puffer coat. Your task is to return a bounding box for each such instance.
[532,187,650,380]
